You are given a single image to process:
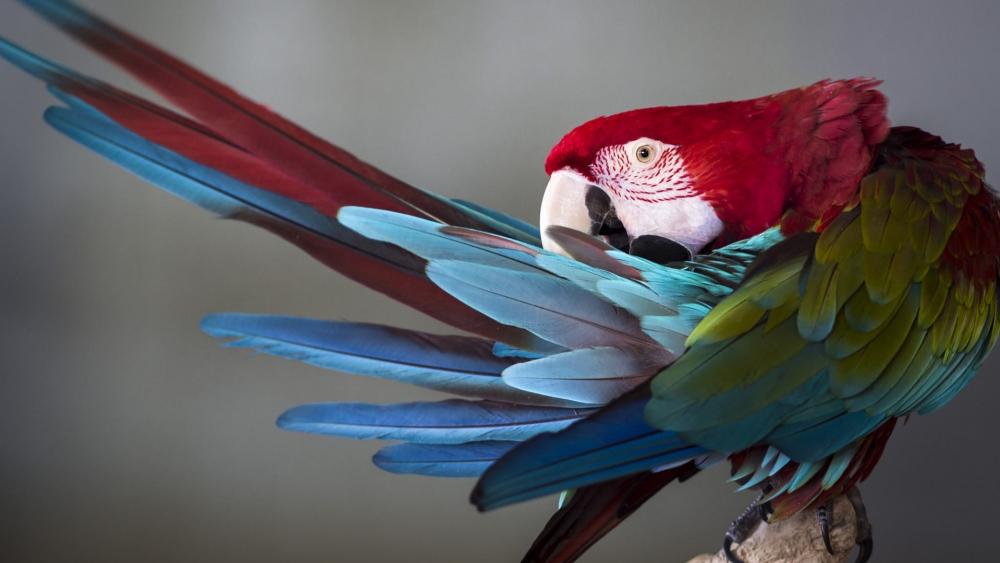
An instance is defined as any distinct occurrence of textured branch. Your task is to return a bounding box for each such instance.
[688,495,859,563]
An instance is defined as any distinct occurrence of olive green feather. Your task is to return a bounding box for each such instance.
[643,129,997,472]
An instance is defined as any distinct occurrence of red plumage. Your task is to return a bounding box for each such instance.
[23,6,545,347]
[523,464,700,563]
[545,78,889,244]
[10,6,996,563]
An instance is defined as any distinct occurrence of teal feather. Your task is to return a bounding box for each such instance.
[597,279,678,317]
[769,453,792,476]
[787,462,822,493]
[502,347,659,405]
[821,446,857,490]
[449,198,542,244]
[338,207,541,272]
[427,261,653,350]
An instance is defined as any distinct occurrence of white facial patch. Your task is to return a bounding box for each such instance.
[612,195,723,253]
[590,138,723,253]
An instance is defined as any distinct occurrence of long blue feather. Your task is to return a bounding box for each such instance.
[0,36,79,85]
[501,347,657,405]
[374,441,516,477]
[20,1,99,31]
[427,260,654,350]
[450,199,541,244]
[277,400,596,444]
[41,100,344,237]
[533,252,623,292]
[471,388,709,510]
[338,207,541,272]
[0,39,317,229]
[202,313,569,405]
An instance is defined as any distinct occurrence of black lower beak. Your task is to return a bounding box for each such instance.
[585,186,692,265]
[629,235,692,264]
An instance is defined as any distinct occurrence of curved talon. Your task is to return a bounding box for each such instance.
[846,487,874,563]
[817,500,835,554]
[722,493,767,563]
[855,537,873,563]
[723,536,744,563]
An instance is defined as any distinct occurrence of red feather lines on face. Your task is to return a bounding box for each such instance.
[590,144,696,204]
[545,79,890,243]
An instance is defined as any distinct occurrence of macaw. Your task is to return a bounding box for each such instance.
[3,2,999,563]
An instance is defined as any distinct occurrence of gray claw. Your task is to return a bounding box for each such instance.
[723,536,744,563]
[846,487,874,563]
[817,499,835,554]
[722,494,768,563]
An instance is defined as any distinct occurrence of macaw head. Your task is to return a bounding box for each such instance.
[540,79,890,260]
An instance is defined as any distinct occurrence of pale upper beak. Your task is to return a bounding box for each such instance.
[539,170,595,255]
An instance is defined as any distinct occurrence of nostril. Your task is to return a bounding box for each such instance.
[629,235,692,264]
[585,186,629,251]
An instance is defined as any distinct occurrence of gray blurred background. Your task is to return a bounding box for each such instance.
[1,1,998,561]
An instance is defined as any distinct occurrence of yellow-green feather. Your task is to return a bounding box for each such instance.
[644,132,997,473]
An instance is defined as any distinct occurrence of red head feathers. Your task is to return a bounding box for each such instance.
[544,78,890,247]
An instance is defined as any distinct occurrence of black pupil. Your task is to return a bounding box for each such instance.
[639,147,649,159]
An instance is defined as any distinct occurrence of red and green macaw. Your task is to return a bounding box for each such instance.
[3,2,998,562]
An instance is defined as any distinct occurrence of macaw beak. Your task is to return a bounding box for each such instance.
[539,170,602,255]
[540,169,693,264]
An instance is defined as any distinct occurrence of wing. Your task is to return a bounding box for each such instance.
[0,1,784,479]
[473,127,1000,511]
[1,1,544,349]
[649,127,1000,460]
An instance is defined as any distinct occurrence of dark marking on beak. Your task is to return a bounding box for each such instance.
[585,186,629,251]
[584,185,693,265]
[629,235,693,264]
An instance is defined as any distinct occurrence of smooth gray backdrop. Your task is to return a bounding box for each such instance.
[1,1,998,562]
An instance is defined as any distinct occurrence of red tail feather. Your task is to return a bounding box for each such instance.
[522,464,700,563]
[37,3,496,229]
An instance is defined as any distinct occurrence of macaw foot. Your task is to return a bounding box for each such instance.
[816,498,836,554]
[722,492,772,563]
[815,487,873,563]
[846,486,874,563]
[720,487,872,563]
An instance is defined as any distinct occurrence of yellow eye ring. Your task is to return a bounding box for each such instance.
[635,144,655,164]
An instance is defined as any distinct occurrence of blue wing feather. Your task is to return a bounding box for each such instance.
[450,199,541,244]
[202,313,571,406]
[373,441,516,477]
[277,400,595,444]
[501,347,656,405]
[471,388,709,510]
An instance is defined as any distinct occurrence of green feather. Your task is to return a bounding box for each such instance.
[869,333,938,414]
[843,285,902,333]
[798,260,840,341]
[846,328,927,413]
[830,285,920,398]
[918,268,952,328]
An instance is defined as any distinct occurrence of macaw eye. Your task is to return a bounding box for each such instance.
[635,144,655,164]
